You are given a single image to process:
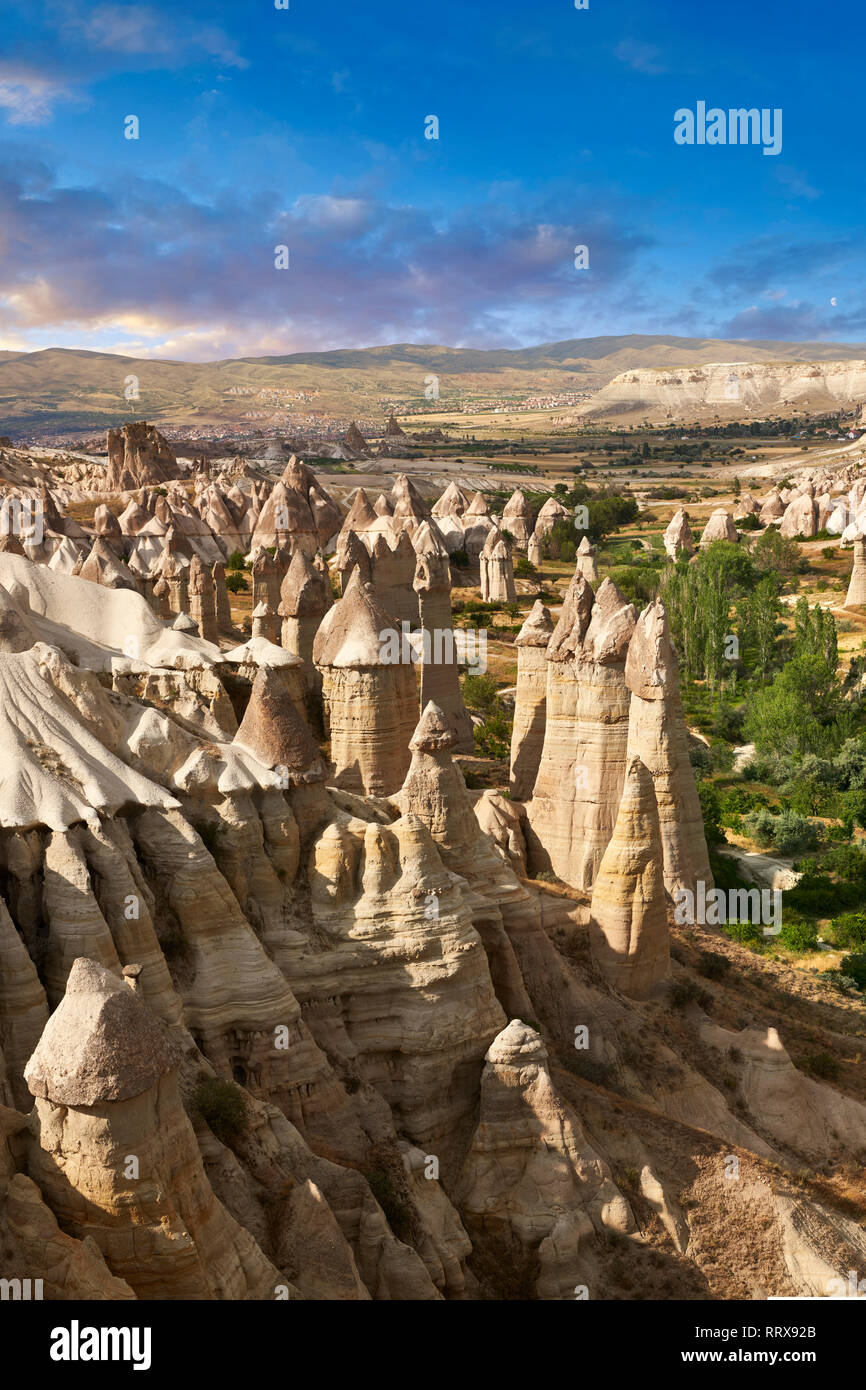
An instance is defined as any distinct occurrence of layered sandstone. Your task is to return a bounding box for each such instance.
[509,601,554,800]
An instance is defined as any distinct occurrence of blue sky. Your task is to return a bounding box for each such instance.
[0,0,863,359]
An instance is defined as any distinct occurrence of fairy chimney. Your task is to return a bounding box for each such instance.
[509,601,554,800]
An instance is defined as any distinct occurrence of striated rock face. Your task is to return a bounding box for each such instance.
[480,527,516,603]
[458,1021,633,1298]
[370,530,418,625]
[527,532,542,567]
[24,959,286,1299]
[624,599,712,902]
[525,577,636,889]
[589,756,670,999]
[509,601,554,800]
[106,422,179,492]
[279,548,331,686]
[845,536,866,607]
[412,523,473,752]
[188,555,219,644]
[699,509,738,547]
[234,667,325,781]
[663,507,695,559]
[313,571,418,795]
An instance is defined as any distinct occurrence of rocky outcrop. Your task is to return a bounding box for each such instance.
[663,507,694,559]
[845,537,866,607]
[458,1021,633,1298]
[509,601,554,800]
[525,576,636,889]
[699,509,738,547]
[106,422,180,492]
[501,490,534,549]
[279,548,331,686]
[589,756,670,999]
[188,555,219,644]
[479,527,516,603]
[413,523,473,752]
[624,599,712,902]
[575,535,598,583]
[780,492,818,539]
[24,959,287,1298]
[313,571,418,795]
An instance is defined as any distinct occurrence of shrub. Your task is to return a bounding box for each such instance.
[799,1052,840,1081]
[839,953,866,989]
[514,556,537,578]
[463,673,499,713]
[779,918,819,952]
[698,783,725,844]
[225,572,247,594]
[192,1076,248,1143]
[697,951,730,980]
[227,549,246,571]
[667,978,712,1010]
[829,913,866,949]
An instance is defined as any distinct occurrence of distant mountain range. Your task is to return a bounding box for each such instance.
[3,336,866,436]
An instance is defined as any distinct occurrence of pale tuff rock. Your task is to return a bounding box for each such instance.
[370,529,418,624]
[336,528,372,593]
[279,548,331,684]
[42,828,123,1008]
[532,494,571,543]
[699,508,738,547]
[527,532,542,567]
[663,507,695,559]
[458,1020,633,1298]
[734,493,761,520]
[345,421,370,456]
[390,473,430,533]
[575,534,598,583]
[93,504,122,541]
[431,481,471,519]
[525,577,637,889]
[509,600,554,800]
[313,571,418,795]
[0,899,49,1110]
[845,537,866,607]
[337,488,379,551]
[106,421,179,491]
[412,522,473,752]
[161,547,189,616]
[307,805,506,1166]
[372,492,393,517]
[400,1144,473,1296]
[252,600,281,644]
[212,561,233,632]
[0,645,179,831]
[251,547,281,610]
[78,536,139,592]
[461,491,496,563]
[589,756,670,999]
[480,526,516,603]
[500,489,534,549]
[624,599,712,901]
[0,1165,137,1300]
[386,414,408,439]
[188,554,219,644]
[24,958,286,1298]
[234,667,325,782]
[395,702,536,1024]
[780,492,818,539]
[473,790,528,876]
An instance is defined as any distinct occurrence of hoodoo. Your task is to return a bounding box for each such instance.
[312,569,418,795]
[845,536,866,608]
[509,601,554,800]
[589,756,670,1000]
[413,522,473,751]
